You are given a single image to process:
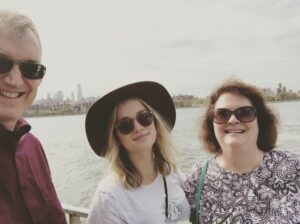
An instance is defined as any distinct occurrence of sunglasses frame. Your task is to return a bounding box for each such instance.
[0,55,46,80]
[212,106,257,124]
[115,110,154,135]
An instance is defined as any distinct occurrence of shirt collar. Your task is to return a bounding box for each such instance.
[0,118,31,142]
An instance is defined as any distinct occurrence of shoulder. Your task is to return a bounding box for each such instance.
[96,174,122,194]
[184,159,210,193]
[92,174,129,203]
[166,168,187,187]
[266,149,300,163]
[264,149,300,171]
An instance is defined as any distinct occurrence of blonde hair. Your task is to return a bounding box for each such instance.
[104,98,177,189]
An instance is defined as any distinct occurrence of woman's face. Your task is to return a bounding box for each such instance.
[213,93,259,152]
[115,99,157,154]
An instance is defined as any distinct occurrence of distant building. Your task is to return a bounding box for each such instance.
[77,83,82,102]
[46,93,51,100]
[55,90,64,103]
[71,92,75,102]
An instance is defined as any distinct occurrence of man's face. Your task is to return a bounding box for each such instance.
[0,29,43,130]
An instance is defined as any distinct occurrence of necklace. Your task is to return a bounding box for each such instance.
[163,176,168,218]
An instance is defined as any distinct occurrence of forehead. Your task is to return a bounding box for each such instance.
[0,29,41,61]
[116,99,147,117]
[214,93,252,109]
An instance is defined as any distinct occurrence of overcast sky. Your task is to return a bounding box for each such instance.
[1,0,300,99]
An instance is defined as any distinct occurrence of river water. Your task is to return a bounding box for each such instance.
[27,101,300,210]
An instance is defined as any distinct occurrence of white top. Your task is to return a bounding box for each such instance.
[87,170,190,224]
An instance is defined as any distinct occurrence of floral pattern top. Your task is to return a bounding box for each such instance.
[184,150,300,224]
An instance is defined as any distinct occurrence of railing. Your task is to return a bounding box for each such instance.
[63,204,89,224]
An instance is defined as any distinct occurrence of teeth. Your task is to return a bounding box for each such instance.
[225,130,245,133]
[0,90,21,99]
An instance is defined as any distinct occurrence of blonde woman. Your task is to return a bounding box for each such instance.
[85,81,190,224]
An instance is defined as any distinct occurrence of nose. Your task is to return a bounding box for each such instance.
[3,64,24,87]
[227,113,240,124]
[132,119,144,132]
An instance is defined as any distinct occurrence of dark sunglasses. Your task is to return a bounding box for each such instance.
[0,56,46,80]
[115,110,154,135]
[212,106,257,124]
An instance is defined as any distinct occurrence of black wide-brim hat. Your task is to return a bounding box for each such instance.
[85,81,176,157]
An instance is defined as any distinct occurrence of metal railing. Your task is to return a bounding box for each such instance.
[63,204,89,224]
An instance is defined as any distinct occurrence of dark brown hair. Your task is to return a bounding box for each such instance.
[200,79,278,153]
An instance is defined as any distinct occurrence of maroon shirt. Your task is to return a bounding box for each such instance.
[0,119,67,224]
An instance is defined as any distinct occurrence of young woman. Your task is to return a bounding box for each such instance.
[85,81,190,224]
[184,79,300,224]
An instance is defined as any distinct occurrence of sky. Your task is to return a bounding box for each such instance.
[1,0,300,100]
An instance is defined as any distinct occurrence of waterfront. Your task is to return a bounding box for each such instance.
[27,101,300,212]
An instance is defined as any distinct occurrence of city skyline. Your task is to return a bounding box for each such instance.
[2,0,300,98]
[36,81,299,103]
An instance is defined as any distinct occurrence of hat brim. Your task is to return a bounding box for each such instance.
[85,81,176,156]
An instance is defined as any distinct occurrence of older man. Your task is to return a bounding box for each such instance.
[0,10,67,223]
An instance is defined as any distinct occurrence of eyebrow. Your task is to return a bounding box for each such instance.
[0,53,40,64]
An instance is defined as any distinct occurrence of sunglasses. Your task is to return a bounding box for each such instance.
[0,56,46,80]
[212,106,257,124]
[115,110,154,135]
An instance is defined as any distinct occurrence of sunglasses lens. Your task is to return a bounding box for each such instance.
[116,111,154,135]
[213,109,232,124]
[235,106,256,122]
[0,57,13,73]
[136,111,153,127]
[117,118,134,134]
[213,106,257,124]
[20,63,46,79]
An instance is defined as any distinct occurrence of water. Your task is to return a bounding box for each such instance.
[26,101,300,209]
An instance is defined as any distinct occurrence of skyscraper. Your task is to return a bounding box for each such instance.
[77,83,82,102]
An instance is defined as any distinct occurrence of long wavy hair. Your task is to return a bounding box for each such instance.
[104,98,177,189]
[200,79,278,153]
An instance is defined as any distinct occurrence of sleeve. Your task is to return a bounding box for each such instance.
[183,162,202,209]
[173,167,187,187]
[86,189,128,224]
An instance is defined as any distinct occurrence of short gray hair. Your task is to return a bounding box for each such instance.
[0,10,41,49]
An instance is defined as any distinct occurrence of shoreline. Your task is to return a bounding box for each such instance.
[25,99,300,118]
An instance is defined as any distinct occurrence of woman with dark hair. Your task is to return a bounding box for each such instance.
[85,81,190,224]
[184,79,300,223]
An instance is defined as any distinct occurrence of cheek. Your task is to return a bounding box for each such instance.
[249,121,259,137]
[116,132,127,146]
[213,124,223,138]
[150,124,157,138]
[26,79,42,92]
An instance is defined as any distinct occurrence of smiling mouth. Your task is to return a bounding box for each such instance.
[0,89,23,99]
[225,129,245,134]
[133,133,149,141]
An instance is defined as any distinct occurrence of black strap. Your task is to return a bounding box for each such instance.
[163,176,168,218]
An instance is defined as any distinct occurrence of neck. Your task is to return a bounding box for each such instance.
[0,120,16,131]
[128,149,157,185]
[217,146,264,174]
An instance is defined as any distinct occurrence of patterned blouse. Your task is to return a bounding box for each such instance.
[184,150,300,224]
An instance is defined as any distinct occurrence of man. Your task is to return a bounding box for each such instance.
[0,10,67,223]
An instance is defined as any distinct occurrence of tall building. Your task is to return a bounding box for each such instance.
[77,83,82,102]
[71,92,75,102]
[55,90,64,102]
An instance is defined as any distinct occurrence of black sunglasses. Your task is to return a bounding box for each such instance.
[0,56,46,80]
[212,106,257,124]
[115,110,154,135]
